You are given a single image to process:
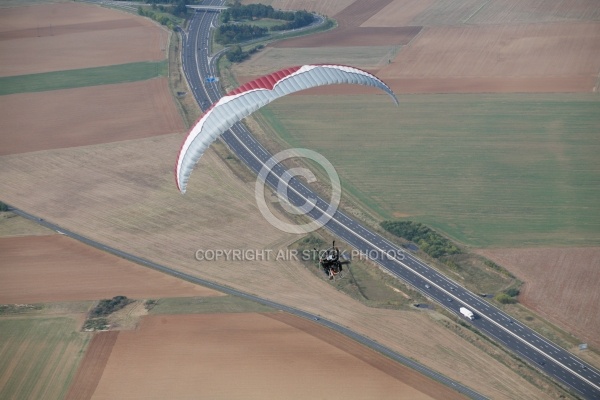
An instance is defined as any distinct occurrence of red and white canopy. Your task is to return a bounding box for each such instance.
[176,64,398,193]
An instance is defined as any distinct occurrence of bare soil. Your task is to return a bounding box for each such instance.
[266,312,466,400]
[476,247,600,348]
[0,78,185,155]
[0,234,222,304]
[106,300,149,331]
[273,0,422,48]
[65,331,119,400]
[0,2,168,76]
[86,313,455,399]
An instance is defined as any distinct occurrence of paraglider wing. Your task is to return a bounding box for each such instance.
[176,64,398,193]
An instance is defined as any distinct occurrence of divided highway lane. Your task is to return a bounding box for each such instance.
[183,7,600,399]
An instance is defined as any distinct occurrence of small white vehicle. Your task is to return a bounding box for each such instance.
[460,307,475,320]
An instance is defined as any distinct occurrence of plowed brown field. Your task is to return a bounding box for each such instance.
[476,247,600,348]
[65,331,119,400]
[79,313,458,400]
[0,78,185,155]
[266,313,465,400]
[0,2,168,76]
[0,234,222,303]
[273,0,422,48]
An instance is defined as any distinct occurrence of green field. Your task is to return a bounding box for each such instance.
[0,60,168,95]
[148,295,275,315]
[0,317,89,399]
[260,93,600,247]
[240,17,287,29]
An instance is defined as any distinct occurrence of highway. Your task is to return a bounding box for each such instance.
[181,3,600,399]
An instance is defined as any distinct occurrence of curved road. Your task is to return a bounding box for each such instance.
[182,4,600,399]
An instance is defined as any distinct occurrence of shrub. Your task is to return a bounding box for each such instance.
[495,293,517,304]
[89,295,131,318]
[381,220,461,259]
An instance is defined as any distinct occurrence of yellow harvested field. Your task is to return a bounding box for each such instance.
[0,2,168,76]
[360,0,436,27]
[0,234,222,303]
[0,211,54,237]
[0,134,555,400]
[467,0,600,24]
[0,78,185,155]
[378,22,600,93]
[233,46,399,76]
[79,313,458,399]
[476,247,600,348]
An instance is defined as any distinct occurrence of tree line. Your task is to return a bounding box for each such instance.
[380,220,461,259]
[89,295,132,318]
[215,24,267,45]
[216,1,315,45]
[226,44,264,63]
[221,1,311,24]
[270,11,314,31]
[137,0,189,29]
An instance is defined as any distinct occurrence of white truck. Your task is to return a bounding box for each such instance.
[460,307,475,320]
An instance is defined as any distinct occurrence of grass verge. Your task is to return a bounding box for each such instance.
[291,232,429,310]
